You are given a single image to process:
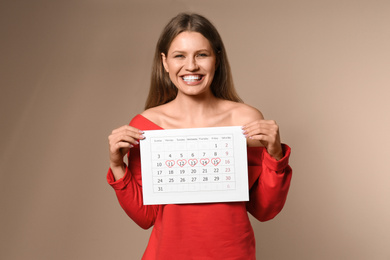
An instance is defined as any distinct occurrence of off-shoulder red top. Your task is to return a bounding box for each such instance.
[107,114,292,260]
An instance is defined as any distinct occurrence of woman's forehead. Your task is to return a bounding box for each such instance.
[168,31,212,53]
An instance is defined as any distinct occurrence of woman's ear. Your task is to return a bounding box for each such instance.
[161,53,169,73]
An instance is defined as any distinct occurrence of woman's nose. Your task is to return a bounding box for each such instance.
[185,57,199,71]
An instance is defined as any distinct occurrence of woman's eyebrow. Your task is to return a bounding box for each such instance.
[171,50,185,54]
[196,49,211,53]
[170,49,210,54]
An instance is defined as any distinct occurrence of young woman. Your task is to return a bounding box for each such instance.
[107,13,292,260]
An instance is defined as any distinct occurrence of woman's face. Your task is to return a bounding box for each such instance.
[162,31,216,97]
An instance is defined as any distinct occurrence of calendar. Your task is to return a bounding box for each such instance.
[139,126,248,205]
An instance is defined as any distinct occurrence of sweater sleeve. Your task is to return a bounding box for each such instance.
[246,144,292,222]
[106,116,159,229]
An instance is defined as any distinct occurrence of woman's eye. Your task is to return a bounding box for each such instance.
[197,53,208,57]
[174,54,184,58]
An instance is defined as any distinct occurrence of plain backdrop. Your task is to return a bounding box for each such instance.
[1,0,390,259]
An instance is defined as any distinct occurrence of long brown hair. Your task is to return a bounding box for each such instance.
[145,13,242,110]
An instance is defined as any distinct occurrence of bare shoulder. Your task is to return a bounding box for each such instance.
[227,102,265,147]
[229,102,264,125]
[140,104,169,125]
[140,106,159,118]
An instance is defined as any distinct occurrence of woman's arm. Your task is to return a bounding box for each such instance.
[236,104,292,221]
[107,151,159,229]
[246,145,292,221]
[107,119,159,229]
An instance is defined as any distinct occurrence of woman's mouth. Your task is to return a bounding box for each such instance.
[181,75,204,83]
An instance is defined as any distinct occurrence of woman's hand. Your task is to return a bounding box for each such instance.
[242,120,284,160]
[108,125,145,178]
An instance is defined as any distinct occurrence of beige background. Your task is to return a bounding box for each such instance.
[1,0,389,259]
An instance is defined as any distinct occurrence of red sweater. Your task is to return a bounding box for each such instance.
[107,114,292,260]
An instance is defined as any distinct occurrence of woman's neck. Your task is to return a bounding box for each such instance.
[167,91,221,126]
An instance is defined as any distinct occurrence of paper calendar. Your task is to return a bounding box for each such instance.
[140,126,248,205]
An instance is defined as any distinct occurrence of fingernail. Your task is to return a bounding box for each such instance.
[139,130,144,134]
[139,135,145,139]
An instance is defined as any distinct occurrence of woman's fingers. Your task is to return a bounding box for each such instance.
[110,125,144,142]
[108,125,145,167]
[242,120,279,139]
[242,119,283,160]
[111,125,145,139]
[110,132,139,147]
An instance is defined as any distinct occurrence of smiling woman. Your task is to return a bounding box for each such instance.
[107,13,292,260]
[145,13,242,109]
[161,31,217,97]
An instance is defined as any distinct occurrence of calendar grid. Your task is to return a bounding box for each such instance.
[150,134,236,193]
[140,126,249,205]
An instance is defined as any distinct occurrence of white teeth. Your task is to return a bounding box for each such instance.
[182,75,201,81]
